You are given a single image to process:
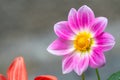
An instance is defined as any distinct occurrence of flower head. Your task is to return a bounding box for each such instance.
[47,5,115,75]
[0,56,57,80]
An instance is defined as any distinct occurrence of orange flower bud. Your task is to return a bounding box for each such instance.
[7,57,28,80]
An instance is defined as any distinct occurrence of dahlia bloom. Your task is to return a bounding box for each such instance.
[0,57,57,80]
[47,5,115,75]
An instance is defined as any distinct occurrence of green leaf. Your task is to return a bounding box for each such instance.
[107,71,120,80]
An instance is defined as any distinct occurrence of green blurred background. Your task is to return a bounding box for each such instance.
[0,0,119,80]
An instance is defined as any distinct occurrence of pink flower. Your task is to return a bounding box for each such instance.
[47,5,115,75]
[0,57,57,80]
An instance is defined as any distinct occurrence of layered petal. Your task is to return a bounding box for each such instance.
[0,74,7,80]
[78,5,95,28]
[62,54,75,74]
[47,38,74,56]
[34,75,57,80]
[54,21,75,40]
[74,53,89,75]
[7,57,28,80]
[96,32,115,51]
[91,17,108,36]
[89,48,106,68]
[68,8,79,33]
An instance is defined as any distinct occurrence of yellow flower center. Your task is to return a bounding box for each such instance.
[74,31,94,52]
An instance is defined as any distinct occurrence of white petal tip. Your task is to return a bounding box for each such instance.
[76,71,83,76]
[62,71,69,74]
[82,5,88,7]
[47,47,50,52]
[98,17,108,22]
[47,47,54,54]
[80,5,90,9]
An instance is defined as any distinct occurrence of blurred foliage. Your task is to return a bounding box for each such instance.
[108,71,120,80]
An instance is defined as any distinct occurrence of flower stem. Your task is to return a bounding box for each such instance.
[81,73,85,80]
[95,69,101,80]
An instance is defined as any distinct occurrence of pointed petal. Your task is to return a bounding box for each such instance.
[78,5,95,28]
[62,54,74,74]
[89,48,106,68]
[68,8,79,33]
[96,32,115,51]
[34,75,57,80]
[0,74,7,80]
[74,53,89,75]
[47,38,74,56]
[7,57,28,80]
[54,21,75,40]
[91,17,108,36]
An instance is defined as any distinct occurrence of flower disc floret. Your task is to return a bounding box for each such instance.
[74,31,94,52]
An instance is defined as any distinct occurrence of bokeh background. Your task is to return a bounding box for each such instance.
[0,0,120,80]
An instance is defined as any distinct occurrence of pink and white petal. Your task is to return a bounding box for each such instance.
[47,38,74,56]
[68,8,79,34]
[91,17,108,36]
[62,54,75,74]
[78,5,95,28]
[96,32,115,51]
[73,53,89,75]
[0,74,7,80]
[54,21,75,40]
[89,48,106,68]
